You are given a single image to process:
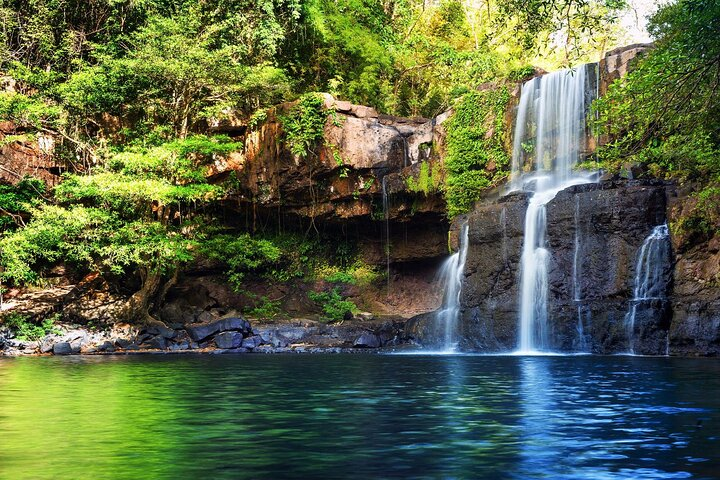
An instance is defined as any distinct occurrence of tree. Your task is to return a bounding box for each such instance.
[594,0,720,239]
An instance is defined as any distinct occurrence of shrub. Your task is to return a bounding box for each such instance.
[245,296,282,320]
[1,312,61,341]
[308,288,357,322]
[443,87,510,217]
[278,93,329,158]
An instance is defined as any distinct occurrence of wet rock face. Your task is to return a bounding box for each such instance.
[668,235,720,356]
[459,180,675,354]
[219,95,450,265]
[0,122,61,186]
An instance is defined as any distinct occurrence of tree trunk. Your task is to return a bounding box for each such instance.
[118,267,177,325]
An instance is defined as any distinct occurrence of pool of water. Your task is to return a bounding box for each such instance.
[0,354,718,479]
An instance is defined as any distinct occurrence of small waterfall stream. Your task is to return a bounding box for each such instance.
[434,223,469,352]
[625,224,671,354]
[512,64,596,353]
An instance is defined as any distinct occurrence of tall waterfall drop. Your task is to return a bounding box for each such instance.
[434,223,469,352]
[512,64,597,353]
[625,224,672,354]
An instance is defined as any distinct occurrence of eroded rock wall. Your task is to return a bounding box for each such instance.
[458,180,677,354]
[218,94,452,265]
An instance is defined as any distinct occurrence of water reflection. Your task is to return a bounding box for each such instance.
[0,355,718,479]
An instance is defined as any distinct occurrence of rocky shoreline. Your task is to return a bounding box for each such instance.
[0,315,411,356]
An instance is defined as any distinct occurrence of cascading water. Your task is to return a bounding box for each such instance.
[625,224,671,354]
[434,223,469,352]
[512,64,597,353]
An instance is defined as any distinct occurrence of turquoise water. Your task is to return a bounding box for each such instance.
[0,354,718,479]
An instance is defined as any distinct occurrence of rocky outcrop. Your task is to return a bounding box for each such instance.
[599,43,653,95]
[216,94,451,265]
[0,313,409,355]
[0,122,60,186]
[405,180,678,354]
[405,179,719,356]
[667,192,720,356]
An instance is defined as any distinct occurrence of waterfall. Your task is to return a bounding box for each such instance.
[512,64,596,353]
[435,223,469,352]
[625,224,671,354]
[382,177,391,297]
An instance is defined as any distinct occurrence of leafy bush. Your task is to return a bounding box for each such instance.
[1,312,60,341]
[278,93,329,158]
[444,87,510,217]
[201,234,282,291]
[0,205,194,285]
[0,176,46,231]
[324,271,356,284]
[405,161,444,196]
[245,296,282,320]
[508,65,536,81]
[0,92,62,129]
[308,288,357,322]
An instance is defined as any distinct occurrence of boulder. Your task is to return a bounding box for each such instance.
[97,341,115,352]
[143,336,168,350]
[52,342,73,355]
[241,335,263,349]
[353,332,381,348]
[185,317,251,342]
[40,337,56,354]
[142,322,177,339]
[214,332,244,349]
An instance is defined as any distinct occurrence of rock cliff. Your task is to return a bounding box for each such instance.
[406,179,719,356]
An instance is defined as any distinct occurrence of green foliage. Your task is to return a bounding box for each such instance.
[278,93,329,158]
[0,176,46,231]
[0,92,62,129]
[245,295,283,319]
[593,0,720,240]
[324,271,356,284]
[54,135,238,216]
[308,287,357,322]
[0,205,193,285]
[405,161,444,196]
[248,109,269,129]
[201,234,282,291]
[674,186,720,238]
[56,173,220,216]
[508,65,536,81]
[443,87,511,217]
[1,312,61,341]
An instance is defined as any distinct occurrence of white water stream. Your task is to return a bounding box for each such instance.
[512,64,596,353]
[625,224,671,354]
[435,223,469,352]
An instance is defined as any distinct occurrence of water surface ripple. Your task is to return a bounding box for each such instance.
[0,354,718,479]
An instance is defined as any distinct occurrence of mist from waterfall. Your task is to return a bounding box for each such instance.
[625,224,672,354]
[512,64,597,353]
[434,223,469,352]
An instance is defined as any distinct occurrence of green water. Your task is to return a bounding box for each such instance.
[0,354,719,479]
